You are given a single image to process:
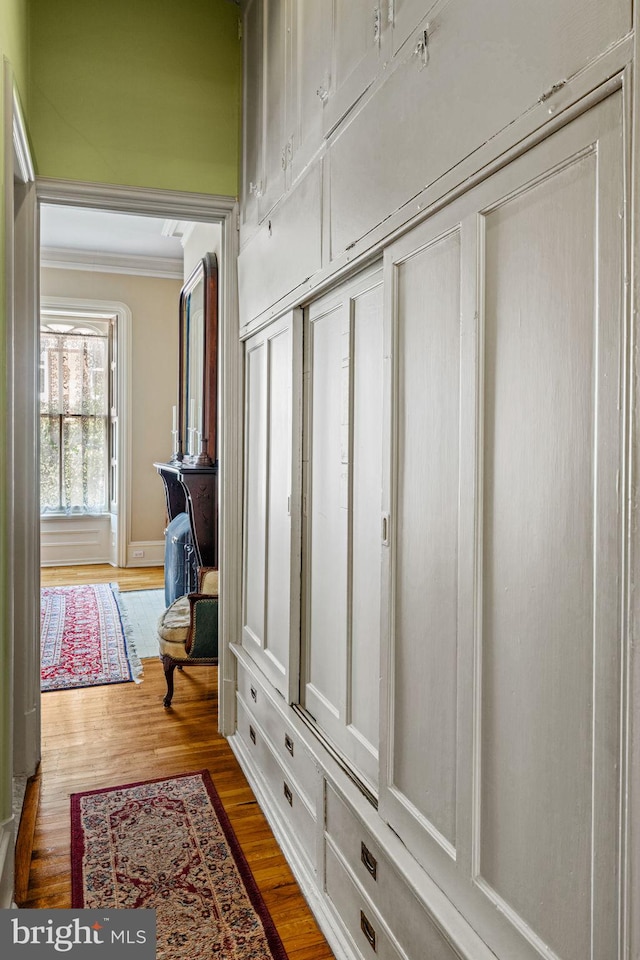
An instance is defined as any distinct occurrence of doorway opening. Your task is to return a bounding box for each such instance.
[10,176,240,858]
[38,203,224,569]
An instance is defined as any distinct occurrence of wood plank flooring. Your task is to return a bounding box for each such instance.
[27,565,335,960]
[41,564,165,591]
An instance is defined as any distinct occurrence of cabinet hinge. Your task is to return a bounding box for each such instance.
[237,16,242,42]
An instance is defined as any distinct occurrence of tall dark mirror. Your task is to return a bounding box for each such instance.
[177,252,218,465]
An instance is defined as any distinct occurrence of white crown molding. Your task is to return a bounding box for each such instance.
[12,88,34,184]
[40,245,184,279]
[36,177,237,219]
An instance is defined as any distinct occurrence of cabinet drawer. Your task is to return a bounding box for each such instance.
[325,843,402,960]
[236,658,266,721]
[325,784,457,960]
[236,661,321,806]
[237,695,317,873]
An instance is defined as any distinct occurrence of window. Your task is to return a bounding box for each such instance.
[40,319,111,515]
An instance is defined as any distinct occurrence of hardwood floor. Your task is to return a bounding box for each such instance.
[40,564,165,591]
[26,565,335,960]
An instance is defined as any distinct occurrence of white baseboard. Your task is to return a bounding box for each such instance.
[127,540,164,567]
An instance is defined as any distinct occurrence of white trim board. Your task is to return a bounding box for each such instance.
[36,178,236,219]
[35,178,242,738]
[41,246,184,280]
[41,295,132,569]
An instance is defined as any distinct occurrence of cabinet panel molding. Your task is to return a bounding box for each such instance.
[242,310,302,699]
[241,0,264,232]
[238,161,323,328]
[328,0,630,258]
[301,264,384,788]
[379,90,626,960]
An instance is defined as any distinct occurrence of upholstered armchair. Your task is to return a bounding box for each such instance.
[157,567,219,708]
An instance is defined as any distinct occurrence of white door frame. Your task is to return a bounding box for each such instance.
[34,179,243,739]
[2,58,38,908]
[2,138,242,902]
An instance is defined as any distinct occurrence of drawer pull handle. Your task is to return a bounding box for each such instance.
[283,782,293,806]
[250,685,257,702]
[360,911,377,952]
[285,733,294,756]
[249,725,256,745]
[361,841,377,880]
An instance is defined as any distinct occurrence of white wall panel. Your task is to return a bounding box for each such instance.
[265,325,295,676]
[324,0,383,133]
[241,0,264,230]
[328,0,629,257]
[259,0,288,219]
[238,162,322,329]
[303,266,384,786]
[390,228,462,852]
[350,284,384,753]
[290,0,332,178]
[243,312,302,698]
[380,90,625,960]
[305,301,348,721]
[478,111,622,960]
[243,339,267,648]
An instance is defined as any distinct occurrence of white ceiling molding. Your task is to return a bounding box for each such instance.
[12,88,34,184]
[40,246,184,279]
[162,219,196,248]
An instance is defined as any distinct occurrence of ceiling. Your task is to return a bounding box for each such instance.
[40,205,189,278]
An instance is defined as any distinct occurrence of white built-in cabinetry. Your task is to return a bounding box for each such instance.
[301,267,384,791]
[231,3,635,960]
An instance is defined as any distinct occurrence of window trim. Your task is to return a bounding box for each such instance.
[40,297,132,566]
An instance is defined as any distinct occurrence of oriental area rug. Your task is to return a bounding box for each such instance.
[71,771,289,960]
[40,583,142,691]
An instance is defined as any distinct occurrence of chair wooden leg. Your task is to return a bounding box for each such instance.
[162,655,176,708]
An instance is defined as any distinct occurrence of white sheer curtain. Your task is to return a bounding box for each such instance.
[40,329,109,514]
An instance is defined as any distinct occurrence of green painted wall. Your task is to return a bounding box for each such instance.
[28,0,241,196]
[0,0,29,888]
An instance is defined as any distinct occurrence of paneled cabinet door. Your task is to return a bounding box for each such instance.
[380,90,626,960]
[301,265,384,790]
[242,311,302,700]
[258,0,289,220]
[241,0,289,228]
[323,0,388,135]
[289,0,332,179]
[241,0,264,234]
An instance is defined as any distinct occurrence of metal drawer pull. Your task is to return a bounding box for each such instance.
[360,911,377,952]
[283,782,293,806]
[284,733,294,756]
[249,725,256,745]
[250,686,257,702]
[360,841,377,880]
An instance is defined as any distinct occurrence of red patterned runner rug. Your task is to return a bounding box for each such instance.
[41,583,142,691]
[71,771,289,960]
